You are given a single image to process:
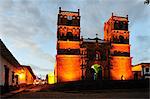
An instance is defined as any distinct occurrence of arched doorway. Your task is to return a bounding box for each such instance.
[97,66,102,80]
[85,68,95,80]
[91,64,102,80]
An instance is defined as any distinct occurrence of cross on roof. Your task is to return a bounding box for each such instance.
[96,34,98,38]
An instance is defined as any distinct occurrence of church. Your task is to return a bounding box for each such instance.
[55,7,133,83]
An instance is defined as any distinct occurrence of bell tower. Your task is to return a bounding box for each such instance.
[104,13,133,80]
[55,7,81,82]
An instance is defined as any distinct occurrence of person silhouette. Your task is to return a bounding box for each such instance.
[121,75,124,80]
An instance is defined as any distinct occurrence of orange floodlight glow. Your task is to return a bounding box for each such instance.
[122,76,125,80]
[56,55,81,82]
[58,41,80,49]
[15,68,26,83]
[111,44,130,52]
[19,73,25,80]
[110,56,133,80]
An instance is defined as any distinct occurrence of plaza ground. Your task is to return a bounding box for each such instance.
[1,80,149,99]
[7,88,149,99]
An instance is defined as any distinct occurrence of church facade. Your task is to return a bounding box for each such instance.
[55,8,133,83]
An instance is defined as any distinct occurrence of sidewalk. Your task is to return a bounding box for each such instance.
[0,85,33,98]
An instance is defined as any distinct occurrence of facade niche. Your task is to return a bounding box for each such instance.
[114,21,128,30]
[112,36,118,43]
[119,35,125,43]
[67,20,72,26]
[61,33,66,40]
[101,52,107,61]
[66,32,73,41]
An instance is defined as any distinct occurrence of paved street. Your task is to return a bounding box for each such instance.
[5,86,149,99]
[0,84,48,98]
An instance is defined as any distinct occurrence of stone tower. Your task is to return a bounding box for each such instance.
[104,13,133,80]
[55,7,81,82]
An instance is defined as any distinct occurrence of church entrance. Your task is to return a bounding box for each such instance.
[91,64,102,80]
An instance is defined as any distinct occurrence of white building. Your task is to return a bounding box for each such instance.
[141,63,150,79]
[132,63,150,79]
[0,39,21,87]
[0,39,36,94]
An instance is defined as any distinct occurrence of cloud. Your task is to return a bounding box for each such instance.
[136,35,150,51]
[29,64,53,72]
[132,35,150,64]
[0,0,56,76]
[139,57,150,62]
[0,0,53,39]
[54,0,149,38]
[136,35,150,42]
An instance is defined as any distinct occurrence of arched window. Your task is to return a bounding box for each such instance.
[95,52,100,60]
[119,35,125,43]
[66,32,73,41]
[67,16,72,20]
[96,53,99,60]
[61,33,65,40]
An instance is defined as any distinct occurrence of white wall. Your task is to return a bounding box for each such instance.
[0,56,16,86]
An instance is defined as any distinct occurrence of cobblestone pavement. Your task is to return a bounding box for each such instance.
[7,88,149,99]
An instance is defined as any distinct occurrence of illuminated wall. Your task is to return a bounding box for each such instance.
[104,13,133,80]
[56,55,81,82]
[15,68,26,84]
[110,56,133,80]
[56,8,81,82]
[132,65,142,72]
[54,63,57,83]
[48,72,55,84]
[58,41,80,49]
[25,67,35,84]
[111,44,130,52]
[15,66,35,85]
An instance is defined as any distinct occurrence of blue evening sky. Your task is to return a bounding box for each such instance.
[0,0,150,78]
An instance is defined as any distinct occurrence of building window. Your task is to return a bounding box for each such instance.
[96,52,100,60]
[96,53,99,60]
[67,16,72,20]
[12,72,14,83]
[145,68,149,72]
